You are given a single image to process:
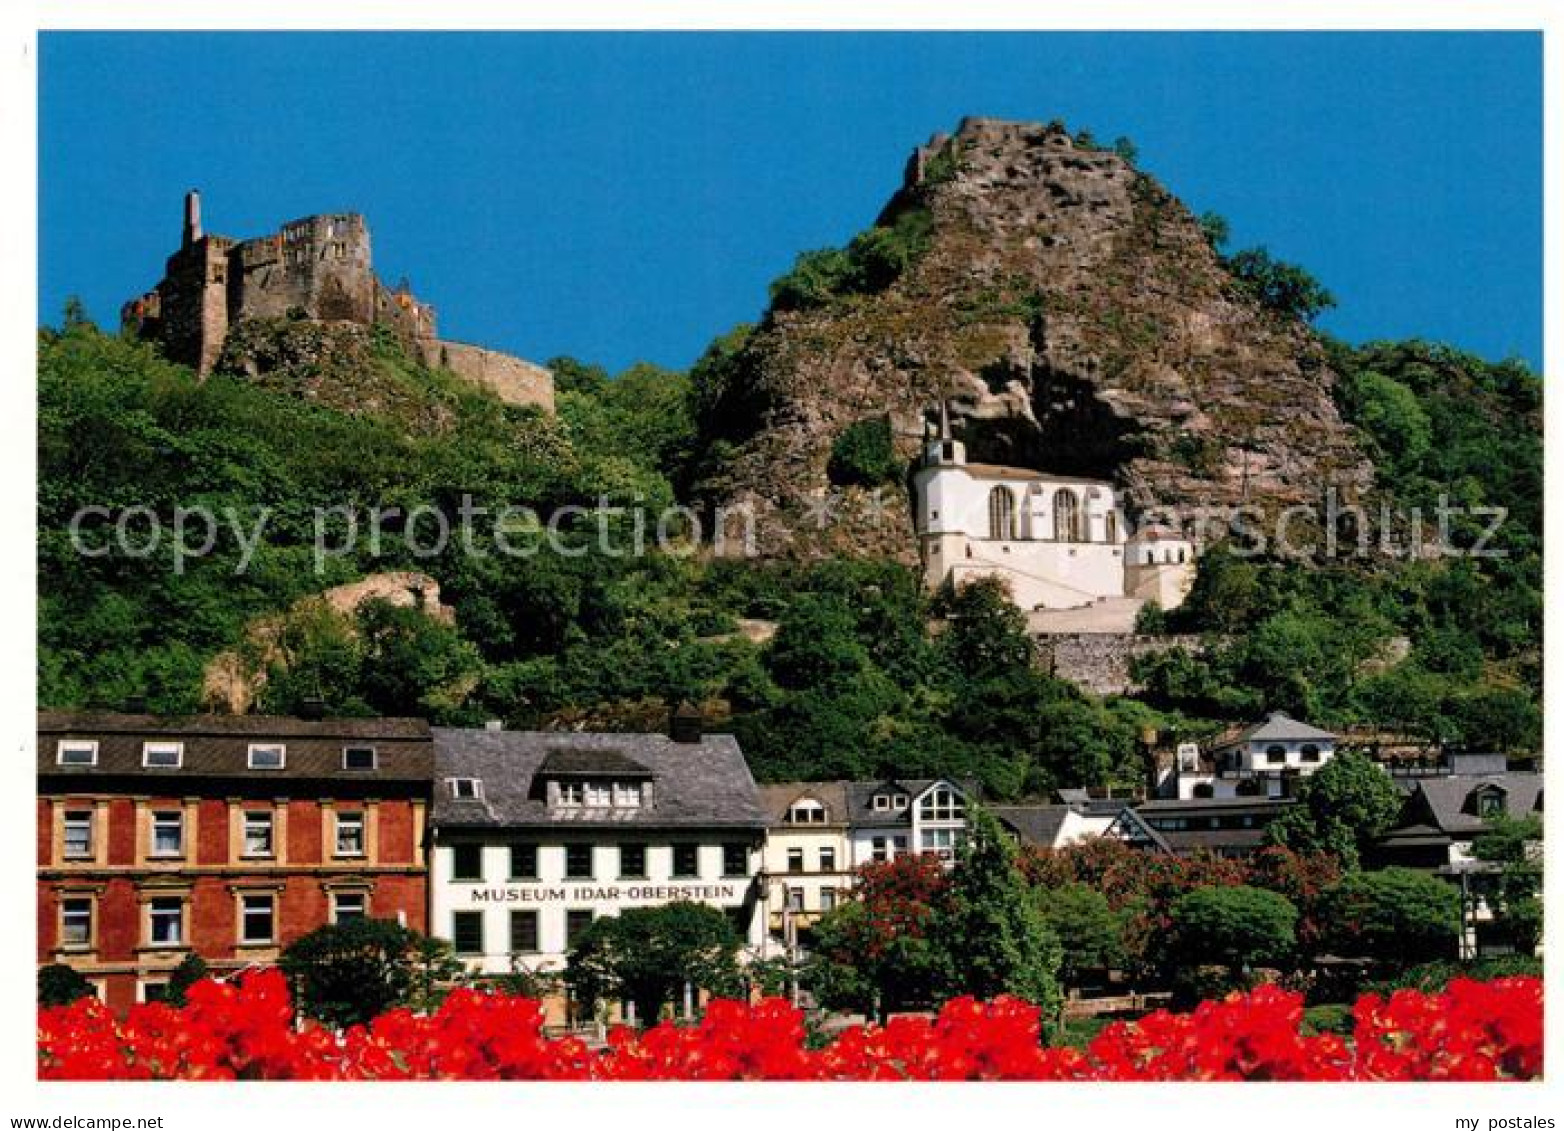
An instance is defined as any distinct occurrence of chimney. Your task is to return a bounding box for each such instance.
[484,719,504,732]
[669,702,703,744]
[183,189,202,248]
[299,695,325,721]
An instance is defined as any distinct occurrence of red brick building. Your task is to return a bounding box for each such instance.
[37,711,432,1013]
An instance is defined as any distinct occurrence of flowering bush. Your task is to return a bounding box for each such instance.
[37,970,1540,1081]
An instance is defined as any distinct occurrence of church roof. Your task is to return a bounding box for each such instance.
[958,463,1116,488]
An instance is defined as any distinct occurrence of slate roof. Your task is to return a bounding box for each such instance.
[992,805,1071,847]
[842,778,976,828]
[432,728,765,830]
[37,710,432,783]
[1121,797,1295,856]
[536,748,654,777]
[756,781,852,826]
[1218,712,1338,748]
[1406,773,1542,838]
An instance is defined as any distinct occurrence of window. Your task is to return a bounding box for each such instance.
[1192,783,1215,799]
[452,911,484,955]
[786,800,827,824]
[510,844,538,880]
[820,888,837,913]
[452,843,483,881]
[557,782,584,807]
[342,746,377,771]
[1299,743,1321,762]
[242,811,274,857]
[565,845,594,880]
[248,744,286,770]
[332,892,366,924]
[988,486,1017,540]
[893,835,908,853]
[565,910,595,947]
[61,897,92,947]
[870,836,890,863]
[819,847,837,872]
[785,887,805,913]
[334,811,365,857]
[872,794,891,812]
[1477,790,1505,819]
[672,844,699,878]
[63,810,93,859]
[56,740,98,767]
[612,782,642,808]
[619,844,647,879]
[892,795,908,811]
[787,847,805,873]
[150,811,184,857]
[142,741,183,769]
[1053,489,1081,542]
[918,786,964,822]
[510,910,539,954]
[583,782,612,808]
[140,982,169,1004]
[239,893,274,944]
[449,778,481,800]
[723,843,748,877]
[148,897,184,945]
[920,827,960,860]
[1264,745,1287,765]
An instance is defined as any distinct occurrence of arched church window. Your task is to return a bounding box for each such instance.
[987,487,1017,540]
[1053,490,1081,542]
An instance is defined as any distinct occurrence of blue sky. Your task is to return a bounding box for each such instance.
[40,32,1542,373]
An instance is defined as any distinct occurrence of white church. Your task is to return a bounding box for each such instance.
[912,406,1198,622]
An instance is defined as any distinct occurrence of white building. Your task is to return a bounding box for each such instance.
[428,716,766,1024]
[992,802,1117,849]
[1160,712,1339,800]
[757,778,974,944]
[912,405,1196,616]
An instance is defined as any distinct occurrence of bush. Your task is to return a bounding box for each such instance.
[1225,246,1336,322]
[280,918,464,1028]
[1303,1003,1355,1036]
[1168,885,1298,974]
[1362,955,1541,998]
[165,952,209,1007]
[1318,868,1461,966]
[827,417,900,487]
[38,964,95,1009]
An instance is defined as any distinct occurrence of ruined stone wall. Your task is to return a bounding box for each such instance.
[415,339,555,411]
[232,214,377,325]
[155,237,233,374]
[1037,632,1212,697]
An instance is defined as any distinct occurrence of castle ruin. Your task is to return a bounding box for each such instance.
[122,191,554,411]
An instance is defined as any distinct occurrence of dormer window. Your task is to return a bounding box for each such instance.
[142,741,183,769]
[612,782,643,808]
[342,746,377,771]
[56,741,98,767]
[1299,743,1321,763]
[787,800,827,824]
[449,778,482,800]
[893,795,908,811]
[583,782,613,808]
[1471,786,1506,819]
[873,794,891,812]
[557,782,584,807]
[248,744,286,770]
[1263,745,1287,765]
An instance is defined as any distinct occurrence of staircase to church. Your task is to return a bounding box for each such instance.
[1027,596,1145,636]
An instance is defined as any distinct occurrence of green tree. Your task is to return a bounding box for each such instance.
[1347,370,1432,472]
[827,417,900,487]
[1225,246,1336,322]
[564,901,742,1023]
[1472,815,1543,954]
[165,952,209,1007]
[1264,750,1403,868]
[1167,885,1298,975]
[38,964,95,1008]
[1111,136,1140,165]
[280,918,463,1028]
[1318,867,1461,965]
[1038,882,1126,986]
[934,808,1063,1017]
[1198,211,1231,250]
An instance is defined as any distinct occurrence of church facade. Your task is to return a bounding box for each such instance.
[912,408,1197,615]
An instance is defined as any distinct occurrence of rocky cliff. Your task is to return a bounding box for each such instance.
[695,117,1373,560]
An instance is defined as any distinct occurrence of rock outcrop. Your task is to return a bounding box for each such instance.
[695,117,1373,560]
